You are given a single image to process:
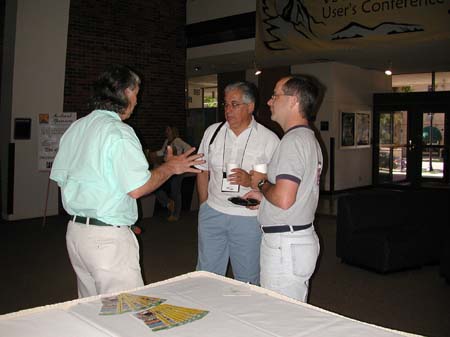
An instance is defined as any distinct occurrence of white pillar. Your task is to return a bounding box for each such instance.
[0,0,70,220]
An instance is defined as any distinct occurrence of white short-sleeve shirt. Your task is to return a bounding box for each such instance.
[197,118,279,216]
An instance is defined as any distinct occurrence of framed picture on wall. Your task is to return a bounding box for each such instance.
[340,111,371,148]
[356,112,371,147]
[341,112,355,147]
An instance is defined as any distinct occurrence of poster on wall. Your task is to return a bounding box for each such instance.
[341,112,355,147]
[38,112,77,171]
[356,112,370,147]
[341,111,371,149]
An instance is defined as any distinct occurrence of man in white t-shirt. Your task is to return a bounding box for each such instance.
[244,75,323,301]
[196,81,279,285]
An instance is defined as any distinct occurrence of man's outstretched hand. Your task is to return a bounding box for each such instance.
[164,146,205,175]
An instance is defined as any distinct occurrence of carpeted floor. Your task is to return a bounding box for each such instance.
[0,208,449,336]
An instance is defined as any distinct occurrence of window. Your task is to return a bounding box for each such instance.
[203,87,217,108]
[392,72,450,92]
[187,75,217,109]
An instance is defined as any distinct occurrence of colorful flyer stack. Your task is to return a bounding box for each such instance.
[133,303,209,331]
[99,293,166,315]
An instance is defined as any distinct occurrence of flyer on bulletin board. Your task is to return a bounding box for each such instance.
[38,112,77,171]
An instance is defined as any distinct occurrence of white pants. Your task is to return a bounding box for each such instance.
[260,227,320,302]
[66,221,144,298]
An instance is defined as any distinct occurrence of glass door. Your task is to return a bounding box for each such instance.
[373,92,450,188]
[421,112,446,181]
[377,111,409,184]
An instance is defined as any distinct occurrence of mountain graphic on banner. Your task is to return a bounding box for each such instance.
[331,22,424,40]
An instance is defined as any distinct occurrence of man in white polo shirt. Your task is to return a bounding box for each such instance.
[244,75,323,302]
[195,81,279,285]
[50,65,204,298]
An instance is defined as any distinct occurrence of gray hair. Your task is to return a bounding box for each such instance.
[224,81,257,105]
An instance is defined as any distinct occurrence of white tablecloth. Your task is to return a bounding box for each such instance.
[0,271,420,337]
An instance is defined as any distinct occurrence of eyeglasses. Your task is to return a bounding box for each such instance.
[221,102,248,109]
[270,94,294,100]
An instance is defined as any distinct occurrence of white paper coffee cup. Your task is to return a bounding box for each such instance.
[252,163,267,174]
[226,163,239,176]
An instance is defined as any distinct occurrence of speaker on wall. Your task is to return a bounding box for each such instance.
[14,118,31,140]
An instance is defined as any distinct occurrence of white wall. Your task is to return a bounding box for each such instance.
[292,62,392,191]
[1,0,70,220]
[187,0,255,24]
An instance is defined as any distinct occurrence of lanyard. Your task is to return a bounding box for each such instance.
[221,126,253,172]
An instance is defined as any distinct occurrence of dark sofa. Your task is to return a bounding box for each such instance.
[336,189,449,273]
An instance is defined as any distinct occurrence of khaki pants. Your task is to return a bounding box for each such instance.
[260,227,320,302]
[66,221,144,298]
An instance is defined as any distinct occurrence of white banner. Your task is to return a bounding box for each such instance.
[256,0,450,67]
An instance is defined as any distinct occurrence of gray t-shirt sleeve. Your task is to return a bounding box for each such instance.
[275,134,303,185]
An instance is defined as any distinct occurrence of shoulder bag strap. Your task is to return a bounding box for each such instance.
[208,120,226,147]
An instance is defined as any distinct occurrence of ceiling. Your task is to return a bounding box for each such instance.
[188,71,450,91]
[187,36,450,82]
[187,50,254,81]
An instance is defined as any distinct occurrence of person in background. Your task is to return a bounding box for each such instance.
[50,64,204,298]
[244,75,323,302]
[195,81,279,285]
[152,126,192,221]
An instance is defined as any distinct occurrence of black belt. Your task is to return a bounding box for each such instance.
[261,223,312,233]
[72,215,114,227]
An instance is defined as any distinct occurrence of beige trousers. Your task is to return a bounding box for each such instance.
[66,221,144,298]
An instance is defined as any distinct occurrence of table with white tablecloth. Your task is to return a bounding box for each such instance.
[0,271,420,337]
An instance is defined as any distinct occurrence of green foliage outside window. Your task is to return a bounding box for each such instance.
[204,96,217,108]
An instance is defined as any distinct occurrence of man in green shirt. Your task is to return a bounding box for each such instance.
[50,65,204,298]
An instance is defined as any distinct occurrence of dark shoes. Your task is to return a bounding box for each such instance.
[167,199,175,213]
[167,215,179,222]
[166,199,178,221]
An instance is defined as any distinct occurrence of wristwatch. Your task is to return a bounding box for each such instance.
[257,179,267,191]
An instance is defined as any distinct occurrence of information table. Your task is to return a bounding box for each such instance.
[0,271,420,337]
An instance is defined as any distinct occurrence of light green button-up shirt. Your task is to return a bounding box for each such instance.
[50,110,151,225]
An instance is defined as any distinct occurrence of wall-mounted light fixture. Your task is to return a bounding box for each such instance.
[253,60,262,76]
[384,61,392,76]
[194,66,201,72]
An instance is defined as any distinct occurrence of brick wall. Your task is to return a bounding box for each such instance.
[64,0,187,150]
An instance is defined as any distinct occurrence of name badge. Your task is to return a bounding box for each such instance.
[221,172,240,192]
